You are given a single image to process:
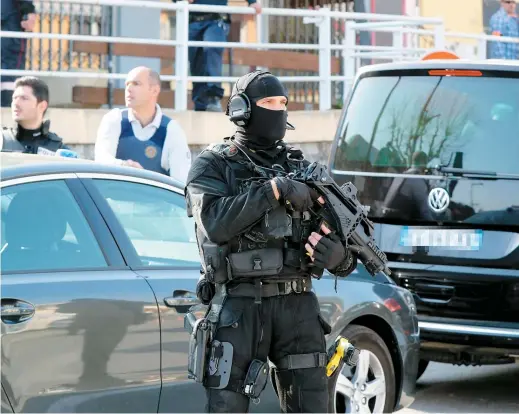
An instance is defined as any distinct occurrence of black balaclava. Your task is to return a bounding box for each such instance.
[232,72,291,155]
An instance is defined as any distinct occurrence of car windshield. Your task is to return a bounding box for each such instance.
[333,74,519,175]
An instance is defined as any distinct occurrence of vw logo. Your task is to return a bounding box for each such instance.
[428,187,450,213]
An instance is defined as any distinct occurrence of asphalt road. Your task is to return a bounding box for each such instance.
[399,362,519,413]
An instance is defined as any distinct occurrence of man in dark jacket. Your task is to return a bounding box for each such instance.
[1,76,68,154]
[184,70,356,413]
[1,0,37,107]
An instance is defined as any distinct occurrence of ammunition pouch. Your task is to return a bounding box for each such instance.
[227,248,283,280]
[242,359,269,402]
[283,247,306,269]
[202,242,229,284]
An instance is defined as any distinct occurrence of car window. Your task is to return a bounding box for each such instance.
[0,180,107,273]
[333,74,519,175]
[92,179,200,267]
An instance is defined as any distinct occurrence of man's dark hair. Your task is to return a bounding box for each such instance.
[14,76,50,104]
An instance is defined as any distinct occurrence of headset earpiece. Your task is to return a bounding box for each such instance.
[227,93,251,126]
[226,69,271,127]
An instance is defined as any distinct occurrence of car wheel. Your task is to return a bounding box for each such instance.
[416,359,429,381]
[329,324,397,414]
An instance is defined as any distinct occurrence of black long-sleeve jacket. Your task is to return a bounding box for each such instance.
[185,145,279,245]
[185,141,357,284]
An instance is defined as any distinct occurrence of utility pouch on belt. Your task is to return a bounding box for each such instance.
[243,359,269,402]
[203,242,229,284]
[186,316,211,383]
[227,248,283,279]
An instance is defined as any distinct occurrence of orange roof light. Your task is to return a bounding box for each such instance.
[421,50,460,61]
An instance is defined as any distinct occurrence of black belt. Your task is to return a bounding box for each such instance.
[227,278,312,300]
[189,12,228,23]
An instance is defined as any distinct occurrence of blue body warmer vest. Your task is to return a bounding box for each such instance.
[115,109,171,175]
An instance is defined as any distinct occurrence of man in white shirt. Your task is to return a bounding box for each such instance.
[95,66,192,184]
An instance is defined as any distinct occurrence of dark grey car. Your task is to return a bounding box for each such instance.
[0,152,419,413]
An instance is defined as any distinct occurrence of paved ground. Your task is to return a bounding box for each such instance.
[399,362,519,413]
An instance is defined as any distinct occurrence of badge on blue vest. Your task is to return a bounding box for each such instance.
[145,145,158,159]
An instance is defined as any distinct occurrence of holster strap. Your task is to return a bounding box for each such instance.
[274,352,328,370]
[227,278,312,298]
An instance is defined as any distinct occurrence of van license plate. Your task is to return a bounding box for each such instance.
[399,227,483,250]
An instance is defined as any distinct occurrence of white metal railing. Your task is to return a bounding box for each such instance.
[1,0,517,111]
[0,0,445,111]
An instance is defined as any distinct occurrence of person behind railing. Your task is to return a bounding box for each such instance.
[489,0,519,59]
[172,0,262,112]
[1,76,68,155]
[94,66,192,184]
[1,0,37,107]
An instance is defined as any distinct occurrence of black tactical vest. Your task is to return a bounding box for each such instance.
[1,123,65,154]
[203,139,312,280]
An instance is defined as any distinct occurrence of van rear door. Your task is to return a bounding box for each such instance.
[329,68,519,270]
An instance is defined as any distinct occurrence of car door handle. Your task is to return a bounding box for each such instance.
[1,299,35,324]
[164,290,201,308]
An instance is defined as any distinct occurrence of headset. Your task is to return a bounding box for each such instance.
[225,69,271,127]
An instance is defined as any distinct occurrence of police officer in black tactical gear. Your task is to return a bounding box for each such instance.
[184,70,357,413]
[1,76,68,155]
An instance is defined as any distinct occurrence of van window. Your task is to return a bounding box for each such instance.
[333,75,519,175]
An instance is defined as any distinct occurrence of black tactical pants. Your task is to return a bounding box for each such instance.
[205,288,330,413]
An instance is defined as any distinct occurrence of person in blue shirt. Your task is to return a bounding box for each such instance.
[175,0,262,112]
[1,0,37,107]
[95,66,192,185]
[489,0,519,59]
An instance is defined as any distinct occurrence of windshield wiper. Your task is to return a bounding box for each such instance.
[435,165,519,181]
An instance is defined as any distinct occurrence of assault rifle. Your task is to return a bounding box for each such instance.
[290,162,392,278]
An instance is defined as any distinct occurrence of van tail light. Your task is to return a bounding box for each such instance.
[428,69,483,77]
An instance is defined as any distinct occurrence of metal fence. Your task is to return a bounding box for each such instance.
[27,0,112,72]
[2,0,519,112]
[264,0,353,108]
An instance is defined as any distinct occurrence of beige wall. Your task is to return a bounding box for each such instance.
[419,0,484,57]
[420,0,483,34]
[0,108,341,146]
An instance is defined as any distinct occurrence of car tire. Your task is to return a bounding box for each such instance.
[328,324,397,414]
[416,359,429,381]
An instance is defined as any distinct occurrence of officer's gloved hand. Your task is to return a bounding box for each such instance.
[272,177,320,212]
[306,231,346,270]
[196,277,215,305]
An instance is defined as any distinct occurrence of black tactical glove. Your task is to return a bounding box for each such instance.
[273,177,320,212]
[196,276,215,305]
[311,232,347,270]
[331,247,357,278]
